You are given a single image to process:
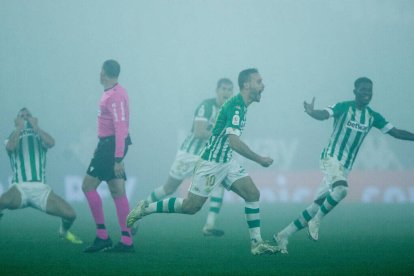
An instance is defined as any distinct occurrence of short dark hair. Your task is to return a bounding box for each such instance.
[354,77,372,88]
[102,59,121,78]
[18,107,30,116]
[238,68,258,90]
[216,78,233,89]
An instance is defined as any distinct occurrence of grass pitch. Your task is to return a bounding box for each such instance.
[1,202,413,275]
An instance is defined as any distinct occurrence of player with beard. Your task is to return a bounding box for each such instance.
[127,68,279,255]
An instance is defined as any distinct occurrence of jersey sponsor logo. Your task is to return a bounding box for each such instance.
[20,128,37,138]
[346,120,368,132]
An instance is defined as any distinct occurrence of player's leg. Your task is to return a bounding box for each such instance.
[308,181,348,241]
[307,157,349,241]
[274,177,330,253]
[274,196,325,254]
[146,176,183,204]
[135,191,207,216]
[146,152,195,204]
[82,175,112,252]
[148,191,208,214]
[82,175,107,238]
[230,176,278,255]
[230,176,261,242]
[0,186,23,218]
[202,184,225,237]
[127,159,219,227]
[106,178,134,252]
[127,192,208,227]
[45,191,82,244]
[314,181,348,220]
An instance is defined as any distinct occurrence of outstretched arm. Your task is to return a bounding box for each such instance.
[387,127,414,141]
[304,97,330,121]
[228,134,273,167]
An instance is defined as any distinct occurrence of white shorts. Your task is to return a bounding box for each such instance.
[314,156,350,200]
[169,150,200,180]
[12,182,52,212]
[189,159,248,197]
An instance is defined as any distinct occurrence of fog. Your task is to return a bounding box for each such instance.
[1,0,414,200]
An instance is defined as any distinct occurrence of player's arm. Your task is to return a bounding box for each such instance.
[193,102,212,139]
[5,117,25,151]
[228,134,273,167]
[387,127,414,141]
[193,119,212,139]
[27,116,55,148]
[109,98,129,178]
[303,97,330,121]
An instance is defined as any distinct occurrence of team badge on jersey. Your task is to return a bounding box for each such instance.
[232,113,240,126]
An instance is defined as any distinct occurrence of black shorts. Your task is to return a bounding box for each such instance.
[86,135,132,181]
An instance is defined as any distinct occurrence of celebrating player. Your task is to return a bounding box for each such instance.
[0,108,82,244]
[274,77,414,254]
[82,60,134,253]
[127,68,279,255]
[145,78,234,237]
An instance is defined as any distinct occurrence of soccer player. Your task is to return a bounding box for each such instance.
[82,60,134,253]
[0,108,82,244]
[127,68,279,255]
[145,78,234,237]
[274,77,414,254]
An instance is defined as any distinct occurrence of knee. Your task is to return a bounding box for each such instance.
[186,207,201,215]
[63,208,77,222]
[0,196,6,208]
[244,187,260,202]
[164,178,181,195]
[68,212,77,222]
[334,185,348,199]
[82,177,99,193]
[81,181,91,193]
[0,192,20,210]
[182,201,203,215]
[163,185,176,196]
[314,197,326,206]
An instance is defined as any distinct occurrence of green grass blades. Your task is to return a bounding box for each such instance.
[1,203,414,275]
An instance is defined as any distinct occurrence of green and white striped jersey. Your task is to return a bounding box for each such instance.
[180,98,219,155]
[322,101,393,170]
[5,125,47,184]
[201,94,247,163]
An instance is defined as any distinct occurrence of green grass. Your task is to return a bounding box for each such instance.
[1,202,414,275]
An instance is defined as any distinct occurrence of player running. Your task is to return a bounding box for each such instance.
[274,77,414,254]
[127,68,279,255]
[144,78,233,237]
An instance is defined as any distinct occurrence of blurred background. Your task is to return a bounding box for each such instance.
[1,0,413,204]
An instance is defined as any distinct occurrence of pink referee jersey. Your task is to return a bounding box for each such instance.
[98,83,130,158]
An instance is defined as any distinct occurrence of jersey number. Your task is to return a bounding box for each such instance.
[205,175,216,188]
